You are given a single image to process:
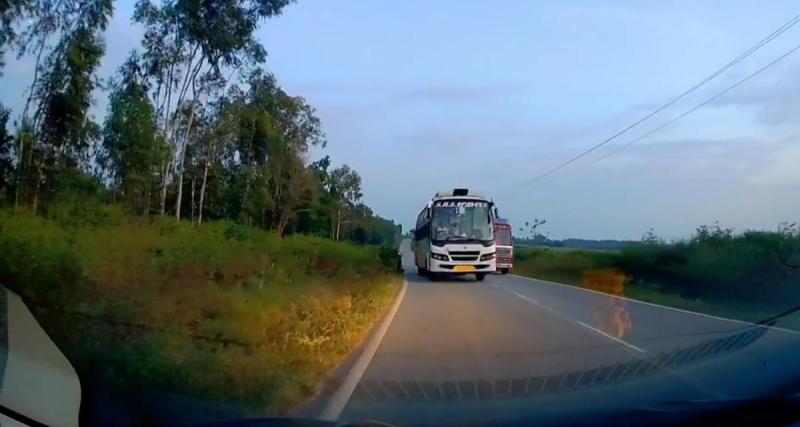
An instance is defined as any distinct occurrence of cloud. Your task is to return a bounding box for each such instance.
[710,64,800,127]
[748,137,800,187]
[294,83,522,110]
[390,84,521,105]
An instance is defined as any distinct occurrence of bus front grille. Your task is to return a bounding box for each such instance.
[439,264,491,270]
[448,251,480,262]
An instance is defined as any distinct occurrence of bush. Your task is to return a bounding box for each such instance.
[45,199,127,228]
[617,229,800,303]
[0,209,402,412]
[618,243,688,282]
[378,246,401,271]
[0,212,83,300]
[515,228,800,306]
[513,247,617,285]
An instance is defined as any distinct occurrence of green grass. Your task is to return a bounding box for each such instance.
[513,245,800,331]
[513,247,618,285]
[0,207,402,413]
[624,283,800,331]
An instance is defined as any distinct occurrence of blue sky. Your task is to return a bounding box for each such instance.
[3,1,800,239]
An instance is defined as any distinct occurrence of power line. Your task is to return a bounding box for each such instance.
[525,12,800,184]
[579,40,800,170]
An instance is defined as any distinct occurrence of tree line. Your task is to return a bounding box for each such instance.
[0,0,400,246]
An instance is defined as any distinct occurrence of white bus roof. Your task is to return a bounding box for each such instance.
[432,189,490,200]
[431,195,490,203]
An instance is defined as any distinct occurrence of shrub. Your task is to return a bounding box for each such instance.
[0,211,83,300]
[45,199,127,228]
[378,246,401,271]
[513,247,617,285]
[616,229,800,302]
[0,208,402,412]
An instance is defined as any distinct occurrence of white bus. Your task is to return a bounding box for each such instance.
[412,189,497,281]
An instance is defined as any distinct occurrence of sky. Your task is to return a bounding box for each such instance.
[3,0,800,240]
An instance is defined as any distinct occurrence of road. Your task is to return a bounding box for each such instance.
[312,240,800,425]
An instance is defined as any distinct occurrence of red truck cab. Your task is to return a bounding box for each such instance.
[494,218,513,274]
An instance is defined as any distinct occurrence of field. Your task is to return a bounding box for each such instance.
[512,228,800,331]
[0,206,402,415]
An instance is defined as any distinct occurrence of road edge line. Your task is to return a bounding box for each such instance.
[510,274,798,335]
[318,278,408,421]
[576,321,647,353]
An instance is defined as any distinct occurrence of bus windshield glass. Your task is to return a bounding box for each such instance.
[431,200,493,243]
[496,227,512,246]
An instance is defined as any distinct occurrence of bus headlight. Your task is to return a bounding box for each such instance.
[480,252,496,261]
[431,253,449,261]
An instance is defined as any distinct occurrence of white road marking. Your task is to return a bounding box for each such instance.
[510,274,798,335]
[512,291,542,307]
[576,321,647,353]
[504,285,647,354]
[319,279,408,421]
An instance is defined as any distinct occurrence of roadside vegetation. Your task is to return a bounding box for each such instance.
[0,0,404,415]
[0,206,401,412]
[513,223,800,329]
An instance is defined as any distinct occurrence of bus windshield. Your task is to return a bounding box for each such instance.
[431,201,493,243]
[496,227,512,246]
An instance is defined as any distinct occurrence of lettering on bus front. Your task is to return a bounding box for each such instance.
[433,201,489,208]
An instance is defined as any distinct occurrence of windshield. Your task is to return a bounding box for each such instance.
[4,2,800,427]
[431,201,493,242]
[496,227,512,246]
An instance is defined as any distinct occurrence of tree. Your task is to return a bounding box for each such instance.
[0,0,35,76]
[5,0,113,212]
[0,103,14,202]
[345,203,401,247]
[520,218,548,243]
[133,0,294,218]
[102,53,170,214]
[32,27,106,210]
[641,228,663,245]
[190,97,238,224]
[1,0,400,247]
[301,155,334,235]
[329,165,362,240]
[694,222,734,246]
[774,222,799,269]
[256,76,324,233]
[158,69,326,231]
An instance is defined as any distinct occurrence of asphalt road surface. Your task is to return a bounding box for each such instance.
[312,240,800,425]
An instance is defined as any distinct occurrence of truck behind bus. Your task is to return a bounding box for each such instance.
[494,218,513,274]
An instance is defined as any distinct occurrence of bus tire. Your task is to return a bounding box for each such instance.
[428,272,440,282]
[476,273,486,282]
[500,268,509,275]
